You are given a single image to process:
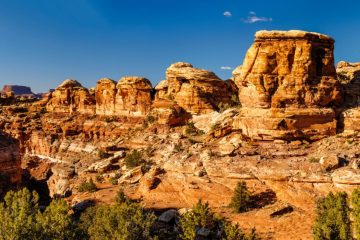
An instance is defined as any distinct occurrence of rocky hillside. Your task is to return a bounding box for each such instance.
[1,30,360,239]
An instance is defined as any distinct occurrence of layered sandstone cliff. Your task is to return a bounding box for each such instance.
[46,80,96,114]
[156,62,238,115]
[233,30,342,141]
[0,132,21,184]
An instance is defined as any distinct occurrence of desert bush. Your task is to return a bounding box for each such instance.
[217,102,232,113]
[125,150,144,168]
[185,121,204,135]
[179,200,257,240]
[309,157,320,163]
[229,181,252,213]
[313,192,351,240]
[78,179,98,193]
[95,174,104,183]
[115,189,129,204]
[109,177,118,185]
[79,201,157,240]
[37,198,76,240]
[0,188,75,240]
[353,188,360,239]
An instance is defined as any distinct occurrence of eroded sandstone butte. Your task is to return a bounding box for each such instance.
[156,62,238,115]
[233,30,342,141]
[95,77,152,116]
[46,79,95,114]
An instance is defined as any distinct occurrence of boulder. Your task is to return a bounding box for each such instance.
[233,30,341,141]
[150,99,191,126]
[158,209,178,223]
[46,79,96,114]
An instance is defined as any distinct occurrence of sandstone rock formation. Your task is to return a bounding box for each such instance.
[156,62,238,115]
[95,77,152,116]
[337,62,360,131]
[150,99,191,126]
[46,79,96,114]
[0,132,21,184]
[233,30,342,140]
[95,78,117,116]
[115,76,152,116]
[337,61,360,106]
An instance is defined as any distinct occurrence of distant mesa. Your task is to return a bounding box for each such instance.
[1,85,34,96]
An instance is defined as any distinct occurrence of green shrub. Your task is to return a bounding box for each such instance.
[116,189,129,204]
[95,174,104,183]
[309,157,320,163]
[179,200,220,240]
[37,198,76,240]
[174,143,183,153]
[109,177,118,185]
[217,102,232,113]
[185,121,204,135]
[229,181,252,213]
[179,200,256,240]
[231,94,240,105]
[313,192,351,240]
[78,179,98,193]
[352,188,360,239]
[0,188,76,240]
[79,201,157,240]
[124,150,144,168]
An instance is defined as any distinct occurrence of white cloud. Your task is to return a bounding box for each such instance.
[221,66,233,70]
[223,11,232,17]
[249,11,256,15]
[242,14,273,23]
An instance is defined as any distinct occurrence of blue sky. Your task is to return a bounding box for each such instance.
[0,0,359,93]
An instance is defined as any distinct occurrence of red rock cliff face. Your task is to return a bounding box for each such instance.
[46,80,96,115]
[233,30,342,141]
[0,133,21,184]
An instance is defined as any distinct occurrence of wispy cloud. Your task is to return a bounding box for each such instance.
[242,12,272,23]
[221,66,233,70]
[223,11,232,17]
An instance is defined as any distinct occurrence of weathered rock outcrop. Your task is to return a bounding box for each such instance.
[337,62,360,131]
[95,77,152,116]
[95,78,117,116]
[114,77,152,116]
[233,30,342,140]
[150,99,191,126]
[0,133,21,184]
[337,61,360,106]
[156,62,237,115]
[46,80,96,114]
